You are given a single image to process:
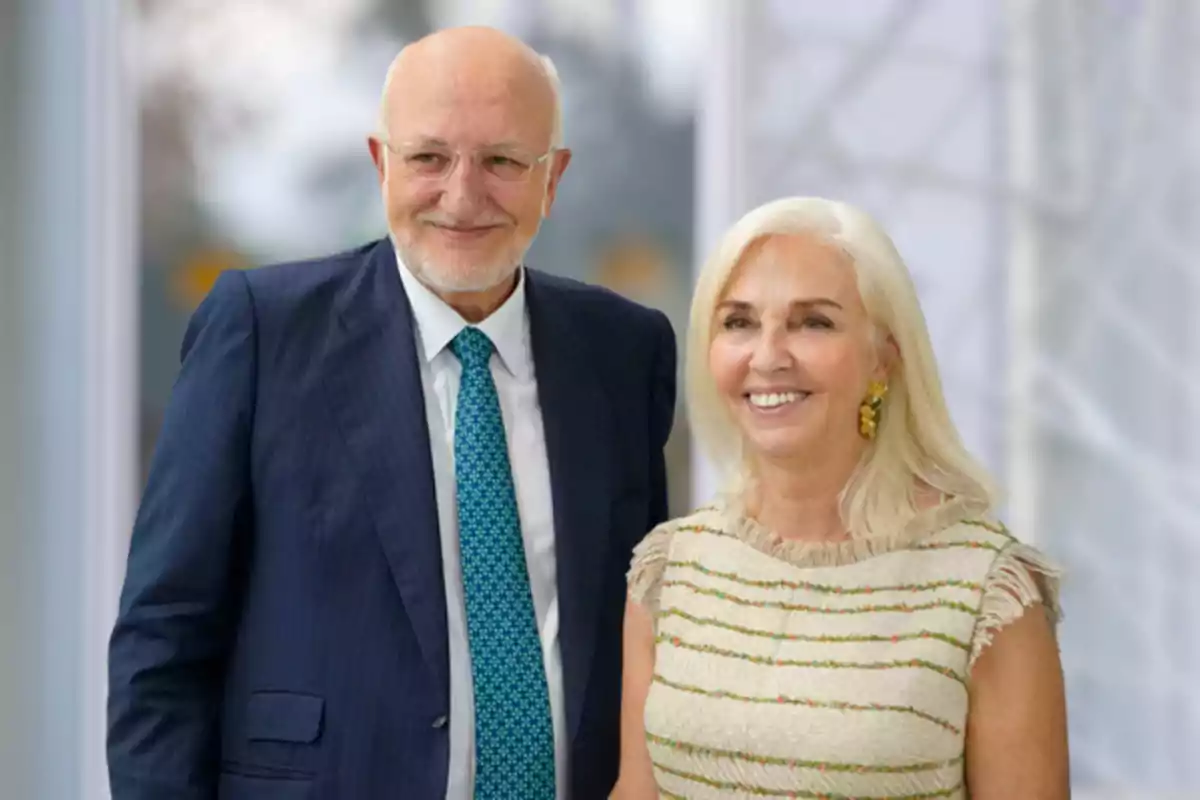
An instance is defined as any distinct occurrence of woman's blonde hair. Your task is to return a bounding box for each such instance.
[687,197,998,537]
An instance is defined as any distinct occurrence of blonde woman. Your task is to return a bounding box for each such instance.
[612,198,1069,799]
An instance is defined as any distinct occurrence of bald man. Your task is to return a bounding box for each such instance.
[107,27,676,800]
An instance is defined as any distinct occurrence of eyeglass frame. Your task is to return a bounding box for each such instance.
[374,136,560,184]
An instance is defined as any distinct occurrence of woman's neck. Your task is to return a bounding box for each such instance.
[747,445,864,543]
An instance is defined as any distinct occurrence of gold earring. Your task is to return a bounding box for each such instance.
[859,381,888,440]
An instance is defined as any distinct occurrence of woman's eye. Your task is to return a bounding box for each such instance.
[721,316,752,330]
[798,316,833,330]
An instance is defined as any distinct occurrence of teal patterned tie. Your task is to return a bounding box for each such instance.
[451,327,556,799]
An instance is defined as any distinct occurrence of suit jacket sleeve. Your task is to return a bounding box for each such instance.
[107,270,258,800]
[647,310,677,532]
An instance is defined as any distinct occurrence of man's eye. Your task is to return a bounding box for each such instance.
[408,153,448,166]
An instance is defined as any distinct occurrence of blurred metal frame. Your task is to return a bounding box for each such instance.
[20,0,139,796]
[80,0,139,794]
[691,0,746,507]
[1002,0,1041,547]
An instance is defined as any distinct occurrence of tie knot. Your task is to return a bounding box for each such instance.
[450,327,494,369]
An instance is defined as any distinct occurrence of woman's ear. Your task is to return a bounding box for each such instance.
[873,332,900,382]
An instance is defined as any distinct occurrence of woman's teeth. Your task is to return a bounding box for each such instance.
[748,392,807,409]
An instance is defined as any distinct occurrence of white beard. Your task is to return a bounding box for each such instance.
[390,233,526,294]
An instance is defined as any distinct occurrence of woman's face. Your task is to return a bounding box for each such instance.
[708,233,889,467]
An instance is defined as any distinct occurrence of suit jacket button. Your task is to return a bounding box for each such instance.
[432,715,448,729]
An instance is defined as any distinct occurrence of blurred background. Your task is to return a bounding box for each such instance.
[1,0,1198,797]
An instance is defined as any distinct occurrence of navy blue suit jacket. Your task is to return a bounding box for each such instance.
[107,240,677,800]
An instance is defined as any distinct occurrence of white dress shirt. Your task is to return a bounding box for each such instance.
[395,254,567,800]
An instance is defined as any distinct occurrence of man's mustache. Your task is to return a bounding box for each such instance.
[417,212,511,229]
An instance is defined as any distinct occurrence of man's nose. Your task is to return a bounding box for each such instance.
[439,155,489,213]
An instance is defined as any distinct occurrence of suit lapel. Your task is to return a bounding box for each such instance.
[319,241,448,710]
[317,256,615,730]
[526,271,616,741]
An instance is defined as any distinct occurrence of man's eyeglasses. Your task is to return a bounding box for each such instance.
[378,139,556,184]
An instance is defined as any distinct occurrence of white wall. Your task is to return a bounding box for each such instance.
[1007,0,1200,787]
[694,0,1200,791]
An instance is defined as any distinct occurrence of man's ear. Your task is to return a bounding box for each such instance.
[541,148,573,217]
[367,137,386,185]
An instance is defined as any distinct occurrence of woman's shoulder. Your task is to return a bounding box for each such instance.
[634,503,736,552]
[626,504,735,611]
[919,511,1064,666]
[967,524,1063,666]
[923,510,1058,574]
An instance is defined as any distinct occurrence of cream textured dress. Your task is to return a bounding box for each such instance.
[627,496,1061,800]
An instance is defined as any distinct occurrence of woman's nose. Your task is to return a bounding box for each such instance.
[749,330,790,372]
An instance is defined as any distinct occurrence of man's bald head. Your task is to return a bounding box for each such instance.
[378,26,563,149]
[367,26,574,316]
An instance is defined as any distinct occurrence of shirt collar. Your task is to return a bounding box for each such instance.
[394,246,532,379]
